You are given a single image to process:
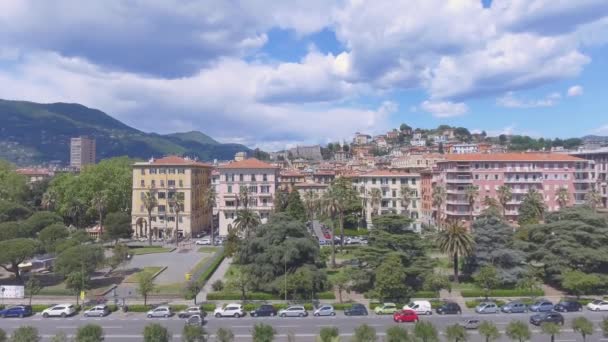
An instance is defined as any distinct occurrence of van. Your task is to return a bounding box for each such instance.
[402,300,432,315]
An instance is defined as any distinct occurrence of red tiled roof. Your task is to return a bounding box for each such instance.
[16,168,52,176]
[314,170,336,175]
[148,156,212,167]
[442,153,584,162]
[219,158,278,169]
[360,169,418,177]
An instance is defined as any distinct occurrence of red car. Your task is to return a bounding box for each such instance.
[393,310,419,323]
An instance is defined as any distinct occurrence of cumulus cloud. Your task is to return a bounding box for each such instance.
[567,85,584,96]
[497,91,561,108]
[420,100,469,118]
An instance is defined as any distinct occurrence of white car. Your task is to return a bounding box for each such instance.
[587,300,608,311]
[403,300,433,315]
[41,304,76,318]
[146,306,172,318]
[195,238,212,245]
[83,305,110,317]
[214,303,244,318]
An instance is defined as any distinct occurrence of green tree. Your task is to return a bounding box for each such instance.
[601,317,608,337]
[0,161,28,203]
[138,271,155,306]
[10,326,39,342]
[540,322,561,342]
[561,270,601,297]
[400,184,414,217]
[445,324,468,342]
[385,326,410,342]
[234,209,261,238]
[0,238,38,283]
[505,320,530,342]
[143,323,171,342]
[75,324,104,342]
[371,214,412,234]
[25,276,42,305]
[169,192,185,245]
[518,189,545,226]
[273,188,289,213]
[353,324,377,342]
[414,321,439,342]
[216,328,234,342]
[478,321,500,342]
[465,185,479,220]
[90,190,110,233]
[317,327,339,342]
[38,224,69,253]
[322,189,341,268]
[555,187,570,209]
[423,273,451,294]
[142,189,158,246]
[0,328,5,342]
[22,211,62,235]
[370,188,382,217]
[431,186,445,229]
[303,190,319,223]
[223,225,240,257]
[107,243,131,273]
[201,184,217,245]
[182,325,207,342]
[333,268,352,303]
[285,191,307,222]
[572,317,593,342]
[0,201,31,223]
[473,265,499,299]
[372,254,411,302]
[585,188,602,212]
[327,177,359,248]
[496,185,512,217]
[41,189,58,211]
[55,244,105,276]
[103,212,132,244]
[65,271,90,305]
[436,221,474,282]
[252,323,275,342]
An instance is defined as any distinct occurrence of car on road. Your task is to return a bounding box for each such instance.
[393,309,419,323]
[554,301,583,312]
[474,302,498,314]
[313,305,336,317]
[146,306,172,318]
[345,237,363,245]
[214,303,245,318]
[42,304,76,318]
[530,312,564,326]
[344,303,368,316]
[458,318,481,330]
[587,300,608,311]
[374,303,398,315]
[178,306,203,319]
[501,301,527,313]
[0,305,32,318]
[250,304,277,317]
[185,314,204,326]
[529,299,554,312]
[436,301,462,315]
[278,305,308,318]
[195,238,212,245]
[83,305,110,317]
[403,300,432,315]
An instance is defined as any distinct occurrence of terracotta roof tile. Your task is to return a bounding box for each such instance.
[442,153,584,162]
[360,169,419,177]
[219,158,278,169]
[148,155,212,167]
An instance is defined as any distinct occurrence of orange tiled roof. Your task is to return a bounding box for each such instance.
[219,158,278,169]
[442,153,584,162]
[149,156,211,167]
[360,169,419,177]
[16,168,52,176]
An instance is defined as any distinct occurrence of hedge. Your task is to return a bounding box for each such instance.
[207,291,336,301]
[200,304,217,312]
[465,299,507,309]
[170,305,188,312]
[461,289,544,298]
[125,304,152,312]
[413,291,439,298]
[32,305,50,313]
[317,292,336,300]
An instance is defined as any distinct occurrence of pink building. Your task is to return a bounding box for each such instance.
[435,153,590,224]
[217,158,279,235]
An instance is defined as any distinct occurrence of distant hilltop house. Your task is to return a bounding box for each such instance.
[353,132,372,145]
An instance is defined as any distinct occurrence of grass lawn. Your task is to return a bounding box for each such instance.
[130,247,172,255]
[335,249,357,261]
[124,266,164,283]
[189,256,210,277]
[197,246,219,253]
[154,282,184,295]
[452,282,481,291]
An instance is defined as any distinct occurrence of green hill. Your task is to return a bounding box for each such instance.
[0,99,250,165]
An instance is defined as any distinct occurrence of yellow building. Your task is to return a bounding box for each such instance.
[131,156,212,239]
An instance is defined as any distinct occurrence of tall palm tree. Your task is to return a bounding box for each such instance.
[523,188,545,221]
[169,192,184,246]
[322,190,341,268]
[400,184,413,218]
[239,185,251,210]
[142,189,158,246]
[496,185,512,217]
[41,189,58,211]
[370,188,382,217]
[555,187,570,210]
[302,190,318,223]
[432,186,446,229]
[91,190,110,234]
[436,221,474,282]
[465,185,479,221]
[65,198,86,228]
[202,184,217,244]
[585,188,602,212]
[234,209,261,238]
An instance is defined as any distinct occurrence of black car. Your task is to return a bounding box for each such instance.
[554,301,583,312]
[250,304,277,317]
[344,303,368,316]
[436,302,462,315]
[530,312,564,326]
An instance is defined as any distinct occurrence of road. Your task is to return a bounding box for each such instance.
[2,310,608,341]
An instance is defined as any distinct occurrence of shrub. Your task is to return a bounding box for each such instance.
[343,229,370,237]
[207,292,276,301]
[212,280,225,292]
[196,253,225,285]
[413,291,439,298]
[75,324,104,342]
[126,304,152,312]
[461,289,544,298]
[331,303,354,310]
[243,303,258,311]
[31,305,50,312]
[200,303,217,312]
[317,292,336,300]
[169,305,188,312]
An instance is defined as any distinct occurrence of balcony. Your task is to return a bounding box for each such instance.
[504,178,542,184]
[446,199,469,205]
[445,210,470,216]
[446,178,473,184]
[446,189,467,194]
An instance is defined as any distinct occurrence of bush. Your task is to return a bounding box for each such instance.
[169,305,188,312]
[331,303,354,310]
[126,304,152,312]
[317,292,336,300]
[413,291,439,298]
[31,305,50,312]
[429,299,443,309]
[196,253,225,285]
[211,280,224,292]
[243,303,257,311]
[369,303,405,310]
[200,304,216,312]
[461,289,544,297]
[207,292,277,301]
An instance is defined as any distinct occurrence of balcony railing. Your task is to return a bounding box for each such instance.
[504,178,542,183]
[446,178,473,184]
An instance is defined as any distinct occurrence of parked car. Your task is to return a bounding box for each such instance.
[436,302,462,315]
[346,237,362,245]
[530,312,564,326]
[214,237,225,245]
[185,314,204,326]
[554,301,583,312]
[278,306,308,318]
[41,304,76,318]
[83,305,110,317]
[250,304,277,317]
[0,305,32,318]
[403,300,433,315]
[195,238,212,245]
[146,306,172,318]
[314,305,336,317]
[318,239,327,246]
[214,303,245,318]
[178,306,203,318]
[475,302,498,314]
[344,303,368,316]
[374,303,398,315]
[501,301,527,313]
[587,300,608,311]
[458,318,481,330]
[393,309,419,323]
[529,300,554,312]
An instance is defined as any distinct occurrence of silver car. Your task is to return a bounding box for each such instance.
[475,302,498,314]
[313,305,336,317]
[278,306,308,318]
[146,306,172,318]
[83,305,110,317]
[458,318,480,329]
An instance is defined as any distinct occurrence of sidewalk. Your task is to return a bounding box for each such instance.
[196,257,232,302]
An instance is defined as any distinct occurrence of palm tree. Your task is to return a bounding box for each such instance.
[400,184,413,218]
[585,188,602,212]
[142,189,158,246]
[303,190,319,223]
[465,185,479,221]
[66,198,86,228]
[496,185,512,217]
[370,188,382,217]
[445,324,467,342]
[523,188,545,221]
[234,209,261,238]
[169,192,184,246]
[91,190,110,234]
[436,221,474,282]
[414,321,439,342]
[478,321,500,342]
[483,197,500,213]
[572,317,593,342]
[202,184,217,244]
[432,186,446,229]
[505,320,530,342]
[322,190,341,268]
[41,189,58,211]
[239,185,251,210]
[541,322,561,342]
[555,187,570,209]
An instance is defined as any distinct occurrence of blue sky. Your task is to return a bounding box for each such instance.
[1,0,608,151]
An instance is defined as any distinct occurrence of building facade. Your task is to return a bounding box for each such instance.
[131,156,212,239]
[217,158,279,236]
[70,136,96,169]
[569,148,608,208]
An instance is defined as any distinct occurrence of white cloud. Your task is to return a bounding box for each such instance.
[420,100,469,118]
[497,91,561,108]
[567,85,584,96]
[593,125,608,135]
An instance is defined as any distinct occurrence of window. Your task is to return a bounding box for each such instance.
[484,174,489,180]
[392,200,396,207]
[392,190,396,197]
[140,180,145,187]
[228,185,232,193]
[160,180,164,187]
[150,168,157,174]
[475,174,479,180]
[400,178,406,184]
[263,174,268,181]
[140,193,145,199]
[249,186,258,193]
[554,174,558,179]
[251,174,257,182]
[168,216,175,222]
[495,175,499,180]
[140,205,144,212]
[564,174,568,179]
[412,200,417,208]
[239,174,244,182]
[262,198,268,206]
[411,178,416,185]
[179,180,183,187]
[151,180,156,187]
[158,192,166,199]
[168,180,176,187]
[158,205,166,213]
[179,216,183,223]
[226,201,234,207]
[140,169,145,175]
[169,168,176,174]
[177,168,185,174]
[159,168,166,174]
[392,178,396,184]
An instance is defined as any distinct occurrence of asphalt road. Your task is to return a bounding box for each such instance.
[1,310,608,341]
